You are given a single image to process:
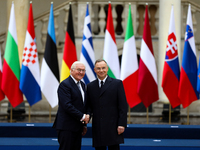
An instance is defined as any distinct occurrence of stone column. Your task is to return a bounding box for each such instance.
[158,0,181,103]
[7,0,29,66]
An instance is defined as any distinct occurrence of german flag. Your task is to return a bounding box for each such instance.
[60,4,77,82]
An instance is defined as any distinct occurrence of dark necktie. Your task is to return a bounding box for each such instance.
[77,81,81,91]
[77,81,84,102]
[100,81,104,88]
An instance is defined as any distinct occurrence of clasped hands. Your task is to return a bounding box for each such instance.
[82,114,90,124]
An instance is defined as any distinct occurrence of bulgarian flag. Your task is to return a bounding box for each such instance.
[60,4,77,82]
[103,2,120,79]
[2,2,23,107]
[121,4,141,108]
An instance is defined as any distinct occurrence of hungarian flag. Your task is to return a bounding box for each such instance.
[103,2,120,79]
[60,4,77,82]
[2,3,23,107]
[20,2,42,106]
[162,6,181,108]
[121,4,141,108]
[0,48,5,101]
[137,4,159,108]
[41,3,60,108]
[178,5,198,108]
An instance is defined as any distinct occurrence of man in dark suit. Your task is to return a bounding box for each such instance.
[53,61,90,150]
[87,59,127,150]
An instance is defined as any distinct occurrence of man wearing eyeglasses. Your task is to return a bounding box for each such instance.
[86,59,127,150]
[53,61,90,150]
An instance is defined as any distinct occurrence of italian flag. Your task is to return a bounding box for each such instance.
[103,2,120,79]
[121,4,141,108]
[1,3,23,107]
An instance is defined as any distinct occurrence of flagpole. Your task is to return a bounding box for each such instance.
[128,106,131,124]
[187,106,190,125]
[29,105,31,123]
[49,104,51,123]
[10,105,12,123]
[169,104,171,124]
[146,107,149,124]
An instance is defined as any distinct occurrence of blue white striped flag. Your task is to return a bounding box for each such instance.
[80,3,96,84]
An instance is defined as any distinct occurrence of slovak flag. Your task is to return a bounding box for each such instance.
[20,2,42,106]
[162,6,181,108]
[178,4,198,108]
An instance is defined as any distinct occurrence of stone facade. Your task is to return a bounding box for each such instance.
[0,0,200,123]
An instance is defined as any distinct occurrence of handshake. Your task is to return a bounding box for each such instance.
[82,114,90,124]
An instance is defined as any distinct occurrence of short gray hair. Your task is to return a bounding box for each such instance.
[71,61,85,70]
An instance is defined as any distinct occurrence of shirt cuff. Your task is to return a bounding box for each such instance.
[80,114,85,121]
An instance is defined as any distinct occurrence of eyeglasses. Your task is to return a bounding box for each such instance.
[75,68,86,73]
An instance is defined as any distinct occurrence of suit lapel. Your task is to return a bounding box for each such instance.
[69,76,80,93]
[69,76,84,104]
[100,76,112,96]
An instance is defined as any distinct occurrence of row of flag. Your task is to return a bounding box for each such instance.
[162,5,199,109]
[0,2,72,108]
[103,3,200,109]
[0,2,199,110]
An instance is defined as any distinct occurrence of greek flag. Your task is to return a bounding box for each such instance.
[80,3,96,84]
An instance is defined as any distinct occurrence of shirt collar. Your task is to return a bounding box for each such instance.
[70,75,79,84]
[97,75,107,84]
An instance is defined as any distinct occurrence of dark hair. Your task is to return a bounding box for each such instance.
[95,59,107,65]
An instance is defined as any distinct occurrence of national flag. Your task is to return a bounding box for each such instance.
[80,3,96,84]
[20,2,42,106]
[121,4,141,108]
[197,52,200,93]
[161,6,181,108]
[137,4,159,108]
[178,5,199,108]
[41,3,60,108]
[60,4,77,82]
[1,2,23,107]
[103,2,120,79]
[0,48,5,101]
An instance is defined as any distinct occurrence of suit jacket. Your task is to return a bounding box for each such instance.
[87,76,127,147]
[53,76,86,132]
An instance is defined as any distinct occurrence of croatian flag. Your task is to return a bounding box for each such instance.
[80,3,96,84]
[178,4,198,108]
[162,6,181,108]
[20,2,41,106]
